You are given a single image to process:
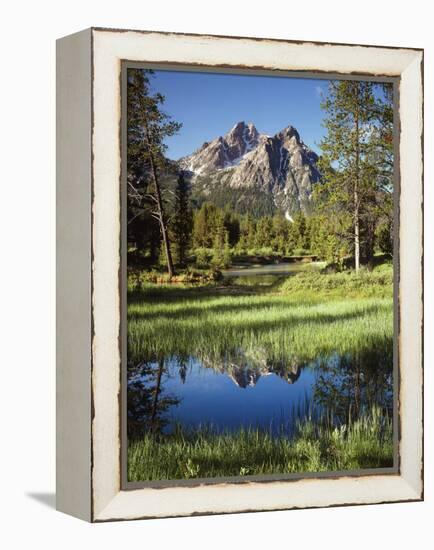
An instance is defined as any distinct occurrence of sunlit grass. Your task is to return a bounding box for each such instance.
[128,406,393,481]
[127,264,394,480]
[128,265,393,364]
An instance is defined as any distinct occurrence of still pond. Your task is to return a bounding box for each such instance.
[127,264,393,437]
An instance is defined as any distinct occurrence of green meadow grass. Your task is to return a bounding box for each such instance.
[128,265,393,364]
[127,264,394,480]
[128,407,393,481]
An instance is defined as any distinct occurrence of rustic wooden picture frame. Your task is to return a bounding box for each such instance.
[56,27,423,522]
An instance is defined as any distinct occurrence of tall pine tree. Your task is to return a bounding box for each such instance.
[172,172,193,266]
[317,80,392,270]
[127,69,181,277]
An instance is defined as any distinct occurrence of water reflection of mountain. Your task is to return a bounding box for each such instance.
[127,346,393,440]
[201,350,302,388]
[228,364,301,388]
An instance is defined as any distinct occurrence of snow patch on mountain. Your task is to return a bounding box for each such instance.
[179,121,321,215]
[285,211,294,223]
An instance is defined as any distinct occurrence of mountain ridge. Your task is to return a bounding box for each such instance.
[178,121,321,216]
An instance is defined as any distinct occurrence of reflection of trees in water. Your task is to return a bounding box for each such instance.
[127,344,393,439]
[176,353,191,384]
[127,351,304,438]
[312,345,393,423]
[127,358,180,439]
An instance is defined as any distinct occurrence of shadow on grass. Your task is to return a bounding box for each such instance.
[128,314,393,366]
[128,298,391,327]
[129,284,260,303]
[129,275,294,303]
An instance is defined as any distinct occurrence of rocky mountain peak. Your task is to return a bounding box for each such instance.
[224,120,261,159]
[227,120,258,141]
[179,121,264,175]
[277,124,299,142]
[179,121,321,215]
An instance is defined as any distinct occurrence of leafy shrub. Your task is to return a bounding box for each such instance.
[375,220,393,256]
[292,248,312,256]
[194,247,213,268]
[279,264,393,296]
[127,266,222,290]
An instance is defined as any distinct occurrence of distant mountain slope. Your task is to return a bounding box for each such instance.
[179,121,321,216]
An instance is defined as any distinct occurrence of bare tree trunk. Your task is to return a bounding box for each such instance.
[354,352,361,418]
[354,198,360,271]
[144,126,175,278]
[354,85,361,272]
[150,359,164,433]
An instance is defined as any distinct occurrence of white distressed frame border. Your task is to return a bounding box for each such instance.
[57,28,423,522]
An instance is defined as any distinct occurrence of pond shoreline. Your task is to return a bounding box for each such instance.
[222,260,324,278]
[127,263,394,479]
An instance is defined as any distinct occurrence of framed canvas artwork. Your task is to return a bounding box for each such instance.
[56,28,423,522]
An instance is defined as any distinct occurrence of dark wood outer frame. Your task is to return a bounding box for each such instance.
[119,61,402,491]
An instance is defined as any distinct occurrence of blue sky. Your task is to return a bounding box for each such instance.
[146,69,330,159]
